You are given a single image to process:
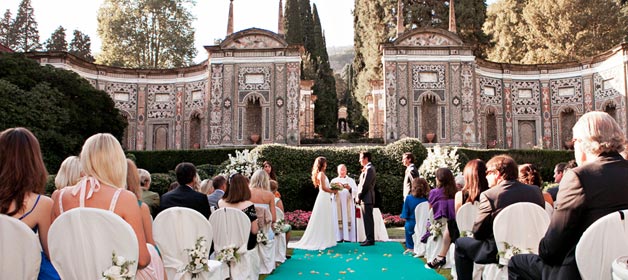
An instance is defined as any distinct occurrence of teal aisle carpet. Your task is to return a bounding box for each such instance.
[267,242,445,279]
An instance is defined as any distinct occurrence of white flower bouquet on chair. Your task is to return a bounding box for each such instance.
[272,219,291,234]
[257,231,269,245]
[178,236,210,279]
[221,149,261,178]
[101,251,136,280]
[428,220,445,240]
[216,244,241,264]
[418,145,461,188]
[497,242,533,266]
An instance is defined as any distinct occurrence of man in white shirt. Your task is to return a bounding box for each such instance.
[330,164,358,242]
[402,152,419,201]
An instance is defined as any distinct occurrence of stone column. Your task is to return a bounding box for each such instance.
[136,84,147,150]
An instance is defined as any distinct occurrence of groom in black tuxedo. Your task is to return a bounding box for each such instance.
[357,151,376,246]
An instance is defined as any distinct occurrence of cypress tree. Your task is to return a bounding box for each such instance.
[456,0,490,58]
[284,0,303,45]
[0,9,14,49]
[311,3,337,138]
[69,30,94,62]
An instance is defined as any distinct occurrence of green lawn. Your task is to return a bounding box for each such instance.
[258,227,453,279]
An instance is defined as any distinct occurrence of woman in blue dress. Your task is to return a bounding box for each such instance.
[0,127,60,279]
[400,177,429,253]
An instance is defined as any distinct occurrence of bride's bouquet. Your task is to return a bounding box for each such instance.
[330,182,344,191]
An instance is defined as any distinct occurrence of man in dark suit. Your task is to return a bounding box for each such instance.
[158,162,211,219]
[509,111,628,279]
[402,152,420,201]
[454,154,544,280]
[357,151,376,246]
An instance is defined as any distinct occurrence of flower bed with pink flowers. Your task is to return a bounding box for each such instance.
[284,210,404,230]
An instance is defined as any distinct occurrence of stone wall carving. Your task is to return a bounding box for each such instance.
[209,64,224,145]
[412,64,446,90]
[274,64,286,142]
[106,82,138,113]
[550,78,583,114]
[511,81,541,115]
[461,62,475,143]
[397,33,455,47]
[286,62,300,143]
[223,35,284,49]
[238,66,271,91]
[397,63,409,138]
[222,65,233,143]
[147,84,176,119]
[385,62,398,140]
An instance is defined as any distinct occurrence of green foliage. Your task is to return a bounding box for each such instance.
[45,175,56,196]
[0,53,126,171]
[96,0,197,68]
[0,9,15,48]
[44,26,67,52]
[150,173,177,195]
[284,0,303,45]
[127,147,252,173]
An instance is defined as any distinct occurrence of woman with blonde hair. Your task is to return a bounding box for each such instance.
[249,169,276,222]
[54,155,82,189]
[51,133,162,278]
[0,127,59,279]
[290,156,337,250]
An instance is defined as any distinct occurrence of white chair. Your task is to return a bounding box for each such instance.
[274,207,287,263]
[153,207,222,280]
[0,214,41,280]
[48,208,138,279]
[576,210,628,280]
[483,202,550,280]
[612,256,628,280]
[425,208,453,268]
[413,202,430,257]
[545,201,554,217]
[209,207,259,280]
[356,207,390,242]
[254,205,275,274]
[452,202,482,280]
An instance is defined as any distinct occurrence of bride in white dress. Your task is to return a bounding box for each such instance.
[290,156,338,250]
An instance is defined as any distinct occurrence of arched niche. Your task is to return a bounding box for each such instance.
[189,111,202,149]
[421,95,438,143]
[559,108,577,150]
[518,121,537,149]
[154,126,168,150]
[486,107,498,148]
[604,102,618,122]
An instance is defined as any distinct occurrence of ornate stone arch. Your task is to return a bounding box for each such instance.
[186,109,204,149]
[119,110,134,150]
[241,91,270,105]
[393,28,464,47]
[557,106,578,150]
[220,28,289,50]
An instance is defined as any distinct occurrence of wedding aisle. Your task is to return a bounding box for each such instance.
[267,242,445,279]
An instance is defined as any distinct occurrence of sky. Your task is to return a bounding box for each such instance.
[1,0,498,63]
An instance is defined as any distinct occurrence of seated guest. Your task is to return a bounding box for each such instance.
[454,159,489,213]
[454,154,544,280]
[519,163,554,206]
[545,162,566,202]
[509,111,628,279]
[138,168,160,216]
[158,162,210,219]
[199,179,213,195]
[218,173,259,250]
[52,133,156,272]
[426,168,458,269]
[126,159,166,280]
[0,128,60,279]
[54,155,83,190]
[207,175,226,210]
[248,170,276,222]
[401,177,429,253]
[167,181,178,192]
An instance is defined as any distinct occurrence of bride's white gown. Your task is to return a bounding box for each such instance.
[290,176,337,250]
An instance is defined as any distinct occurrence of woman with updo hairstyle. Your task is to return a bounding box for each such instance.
[290,156,338,250]
[0,127,59,279]
[454,159,489,212]
[518,163,554,206]
[219,173,259,250]
[51,133,159,275]
[249,169,277,222]
[54,155,83,190]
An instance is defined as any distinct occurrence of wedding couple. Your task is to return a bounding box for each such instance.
[291,151,377,250]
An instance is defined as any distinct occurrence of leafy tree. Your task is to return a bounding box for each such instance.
[12,0,40,52]
[0,53,127,171]
[456,0,491,58]
[0,9,14,49]
[97,0,197,68]
[44,26,67,52]
[402,0,449,29]
[69,30,94,62]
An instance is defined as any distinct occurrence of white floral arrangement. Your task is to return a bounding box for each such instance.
[216,244,241,264]
[256,231,269,245]
[221,149,261,178]
[497,242,533,265]
[428,220,445,240]
[273,219,292,234]
[178,236,210,279]
[330,182,344,191]
[101,251,136,280]
[418,145,462,188]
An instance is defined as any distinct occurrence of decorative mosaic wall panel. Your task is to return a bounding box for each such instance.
[147,84,175,119]
[238,66,271,91]
[504,83,514,148]
[209,64,224,145]
[412,64,446,89]
[397,33,455,46]
[385,62,398,140]
[274,64,286,142]
[185,81,206,113]
[550,78,583,114]
[461,62,475,143]
[449,63,462,142]
[106,82,138,113]
[286,62,300,143]
[511,81,541,115]
[223,35,284,49]
[541,83,551,148]
[594,71,625,128]
[222,65,233,143]
[397,63,409,138]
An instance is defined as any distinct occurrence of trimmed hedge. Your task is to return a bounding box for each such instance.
[127,147,253,173]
